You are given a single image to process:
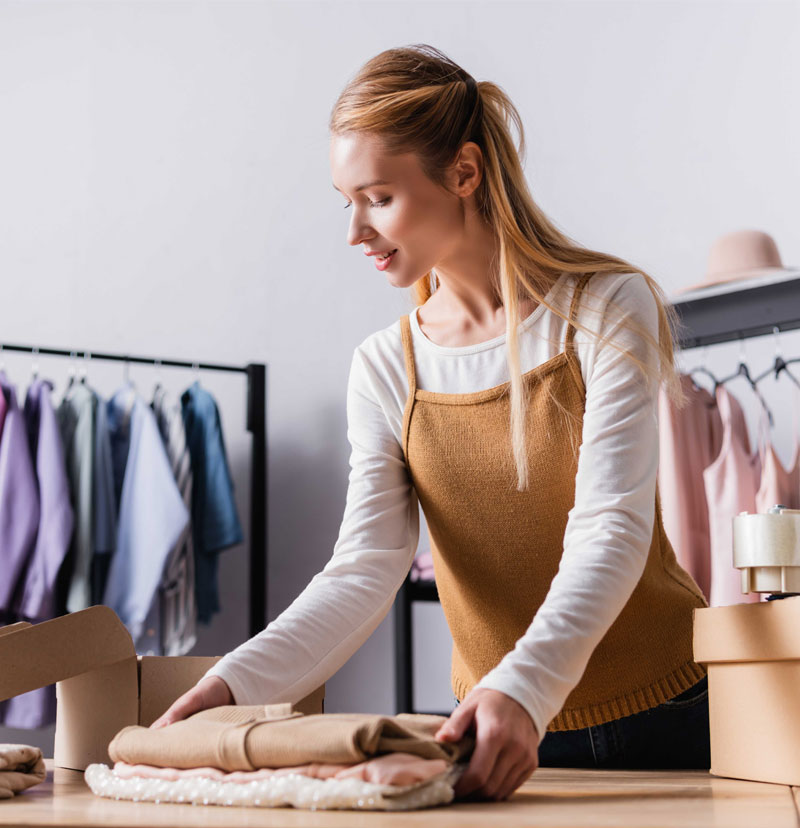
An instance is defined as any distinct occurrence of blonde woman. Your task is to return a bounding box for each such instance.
[154,44,710,801]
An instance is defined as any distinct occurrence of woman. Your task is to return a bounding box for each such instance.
[153,44,710,801]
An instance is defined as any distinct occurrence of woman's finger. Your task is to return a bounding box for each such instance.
[479,745,520,800]
[150,690,200,728]
[151,676,234,729]
[435,697,474,742]
[501,758,538,800]
[453,718,503,798]
[492,757,526,800]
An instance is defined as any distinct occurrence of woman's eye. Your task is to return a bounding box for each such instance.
[343,198,390,209]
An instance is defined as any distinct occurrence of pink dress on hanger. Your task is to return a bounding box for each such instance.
[755,392,800,512]
[658,374,723,601]
[702,385,765,607]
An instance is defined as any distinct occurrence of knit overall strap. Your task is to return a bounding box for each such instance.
[564,273,593,355]
[561,273,593,391]
[399,312,417,464]
[400,312,417,399]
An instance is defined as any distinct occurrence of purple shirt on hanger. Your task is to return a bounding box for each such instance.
[15,379,75,621]
[3,379,75,729]
[0,372,40,617]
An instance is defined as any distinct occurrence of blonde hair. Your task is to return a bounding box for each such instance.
[330,44,687,490]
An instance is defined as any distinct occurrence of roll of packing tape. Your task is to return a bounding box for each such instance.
[733,508,800,593]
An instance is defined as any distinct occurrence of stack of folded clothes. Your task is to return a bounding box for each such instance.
[0,744,46,799]
[85,703,474,811]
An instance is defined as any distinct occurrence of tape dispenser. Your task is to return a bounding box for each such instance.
[733,505,800,596]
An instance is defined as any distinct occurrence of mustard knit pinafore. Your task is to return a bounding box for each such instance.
[399,273,708,732]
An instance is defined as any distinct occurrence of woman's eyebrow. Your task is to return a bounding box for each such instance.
[332,179,391,193]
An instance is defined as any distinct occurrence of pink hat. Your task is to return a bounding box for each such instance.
[677,229,795,295]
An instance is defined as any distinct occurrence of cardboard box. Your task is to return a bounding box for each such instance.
[0,605,324,771]
[693,596,800,786]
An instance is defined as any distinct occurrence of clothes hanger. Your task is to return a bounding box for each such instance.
[753,326,800,390]
[152,358,163,401]
[123,356,136,390]
[715,333,774,427]
[31,347,39,382]
[79,351,91,385]
[182,362,202,404]
[684,344,720,396]
[66,351,78,389]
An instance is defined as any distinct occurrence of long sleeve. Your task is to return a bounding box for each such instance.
[203,346,419,705]
[473,274,662,739]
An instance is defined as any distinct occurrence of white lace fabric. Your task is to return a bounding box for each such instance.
[84,762,465,811]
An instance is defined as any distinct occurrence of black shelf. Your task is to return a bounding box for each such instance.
[394,576,451,715]
[671,273,800,349]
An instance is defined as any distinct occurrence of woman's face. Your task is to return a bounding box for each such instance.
[330,132,473,289]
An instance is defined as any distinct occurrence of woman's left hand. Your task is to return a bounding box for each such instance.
[434,687,540,801]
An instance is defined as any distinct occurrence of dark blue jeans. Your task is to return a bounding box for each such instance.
[456,675,710,770]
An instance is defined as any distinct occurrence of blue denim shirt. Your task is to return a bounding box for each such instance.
[181,382,243,623]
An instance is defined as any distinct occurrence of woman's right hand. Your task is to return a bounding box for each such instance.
[150,675,234,729]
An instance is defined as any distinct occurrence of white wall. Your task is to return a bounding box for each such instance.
[1,0,798,753]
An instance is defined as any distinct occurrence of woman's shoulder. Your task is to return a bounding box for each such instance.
[348,316,409,406]
[568,269,651,305]
[354,314,405,367]
[564,270,657,331]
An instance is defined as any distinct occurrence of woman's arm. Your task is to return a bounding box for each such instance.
[472,272,661,740]
[153,344,418,724]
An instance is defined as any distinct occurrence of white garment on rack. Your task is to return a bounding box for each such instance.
[204,271,662,740]
[103,386,190,645]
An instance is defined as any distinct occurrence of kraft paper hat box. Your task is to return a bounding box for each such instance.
[0,605,325,771]
[693,596,800,787]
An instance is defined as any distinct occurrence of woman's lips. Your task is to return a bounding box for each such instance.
[374,249,397,271]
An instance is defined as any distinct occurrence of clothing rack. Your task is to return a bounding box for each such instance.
[394,272,800,716]
[0,342,268,639]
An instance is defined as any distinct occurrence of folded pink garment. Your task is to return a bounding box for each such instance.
[113,752,449,787]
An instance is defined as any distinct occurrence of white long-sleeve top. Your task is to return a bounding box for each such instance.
[204,270,662,739]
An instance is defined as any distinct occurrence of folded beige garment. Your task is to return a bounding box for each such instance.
[0,744,46,799]
[109,703,474,772]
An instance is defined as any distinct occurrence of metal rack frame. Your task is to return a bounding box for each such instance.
[0,342,268,638]
[393,273,800,715]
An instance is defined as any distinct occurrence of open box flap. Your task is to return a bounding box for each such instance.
[0,606,139,770]
[0,605,135,700]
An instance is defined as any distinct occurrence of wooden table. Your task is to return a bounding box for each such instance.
[1,761,799,826]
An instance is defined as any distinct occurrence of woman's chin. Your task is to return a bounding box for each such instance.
[385,270,424,289]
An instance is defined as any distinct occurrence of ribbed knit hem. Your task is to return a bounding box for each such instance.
[453,659,708,733]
